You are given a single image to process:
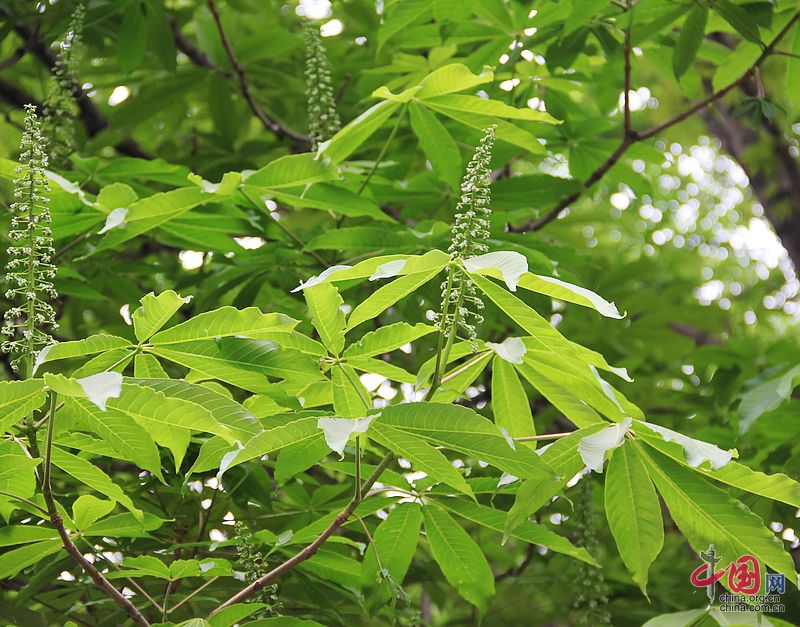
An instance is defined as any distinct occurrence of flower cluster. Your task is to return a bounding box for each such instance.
[435,125,496,349]
[2,105,59,374]
[571,477,611,625]
[43,3,84,167]
[304,22,341,150]
[234,522,281,616]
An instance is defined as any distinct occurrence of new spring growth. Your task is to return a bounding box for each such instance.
[436,125,497,349]
[234,522,281,617]
[304,21,341,150]
[2,105,59,374]
[44,2,85,167]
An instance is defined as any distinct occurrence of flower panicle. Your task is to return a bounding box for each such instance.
[234,522,281,616]
[43,2,85,166]
[304,22,341,150]
[435,125,496,349]
[2,105,59,373]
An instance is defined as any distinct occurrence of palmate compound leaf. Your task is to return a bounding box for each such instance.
[604,443,664,595]
[638,444,797,586]
[422,505,495,612]
[491,355,535,444]
[343,322,436,358]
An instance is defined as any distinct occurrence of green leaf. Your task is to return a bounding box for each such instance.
[304,282,346,355]
[786,24,800,108]
[437,498,597,565]
[0,540,63,580]
[118,0,150,72]
[0,525,58,547]
[344,322,436,358]
[604,444,664,594]
[378,403,554,480]
[362,503,422,588]
[377,0,433,52]
[244,153,338,188]
[432,351,492,404]
[578,419,630,473]
[152,339,322,392]
[131,378,261,440]
[223,414,323,473]
[331,365,370,418]
[491,356,535,444]
[132,290,191,342]
[107,383,235,443]
[72,495,116,531]
[738,364,800,433]
[64,396,164,480]
[409,103,462,187]
[416,63,494,99]
[150,307,297,345]
[208,603,269,627]
[424,95,560,123]
[346,267,444,331]
[673,4,708,79]
[564,0,610,35]
[320,100,402,163]
[51,447,141,519]
[0,443,40,520]
[641,447,797,585]
[0,380,47,433]
[369,422,473,496]
[134,353,168,378]
[515,273,623,318]
[709,0,762,44]
[33,335,133,373]
[275,435,330,484]
[269,184,393,222]
[422,506,495,612]
[45,372,123,411]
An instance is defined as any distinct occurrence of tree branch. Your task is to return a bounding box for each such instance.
[209,451,395,615]
[41,393,150,627]
[3,16,151,159]
[205,0,310,146]
[514,11,800,234]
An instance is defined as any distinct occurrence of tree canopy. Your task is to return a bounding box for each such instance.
[0,1,799,625]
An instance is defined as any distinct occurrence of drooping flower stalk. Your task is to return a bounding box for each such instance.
[234,522,282,616]
[304,22,341,150]
[435,125,496,350]
[2,105,59,376]
[43,3,85,167]
[571,477,611,625]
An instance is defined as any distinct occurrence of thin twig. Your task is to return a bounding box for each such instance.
[209,452,395,615]
[166,576,219,614]
[40,392,151,627]
[0,489,48,514]
[515,11,800,233]
[205,0,309,145]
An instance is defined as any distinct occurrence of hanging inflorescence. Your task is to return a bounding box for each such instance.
[233,522,282,616]
[43,2,85,167]
[435,125,496,349]
[304,22,341,150]
[2,105,59,375]
[571,477,611,625]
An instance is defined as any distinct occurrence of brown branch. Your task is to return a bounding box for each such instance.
[515,11,800,234]
[495,543,536,582]
[669,322,721,346]
[41,394,150,627]
[205,0,309,146]
[209,452,395,615]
